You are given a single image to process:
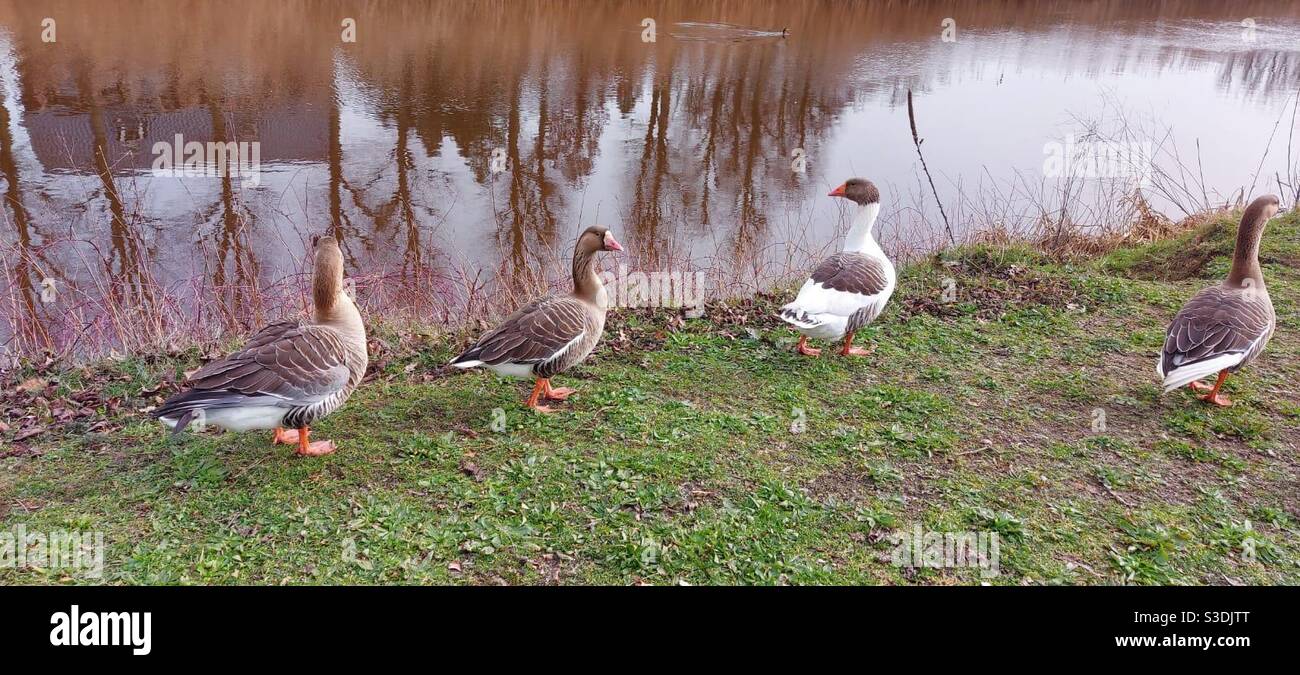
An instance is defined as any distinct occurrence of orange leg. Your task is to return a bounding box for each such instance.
[1197,370,1233,407]
[839,332,874,357]
[526,378,555,413]
[796,336,821,357]
[272,427,300,445]
[542,380,577,401]
[294,426,337,456]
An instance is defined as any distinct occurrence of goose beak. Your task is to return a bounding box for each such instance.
[828,184,846,197]
[604,232,624,252]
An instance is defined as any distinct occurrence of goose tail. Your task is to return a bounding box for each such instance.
[1159,354,1242,393]
[778,305,824,329]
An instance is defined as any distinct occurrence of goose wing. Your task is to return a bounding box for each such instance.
[156,322,352,417]
[240,318,304,352]
[1159,286,1274,384]
[784,252,891,318]
[452,294,588,367]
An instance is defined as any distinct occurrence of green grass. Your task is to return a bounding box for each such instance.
[3,209,1299,585]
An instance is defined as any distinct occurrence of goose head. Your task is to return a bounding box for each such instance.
[828,177,880,206]
[577,225,624,254]
[1227,194,1281,287]
[572,226,623,306]
[312,234,345,299]
[311,234,362,331]
[1253,194,1281,221]
[1239,194,1280,240]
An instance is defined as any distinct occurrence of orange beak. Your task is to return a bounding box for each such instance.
[604,232,624,252]
[828,183,846,197]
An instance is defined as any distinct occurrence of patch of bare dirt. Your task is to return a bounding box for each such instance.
[1120,220,1229,282]
[899,262,1080,320]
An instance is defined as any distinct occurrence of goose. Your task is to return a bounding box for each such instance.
[1157,194,1280,406]
[450,225,623,412]
[154,235,369,455]
[779,178,895,356]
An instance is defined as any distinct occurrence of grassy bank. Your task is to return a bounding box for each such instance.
[2,208,1298,585]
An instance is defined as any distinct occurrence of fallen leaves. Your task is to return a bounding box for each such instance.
[0,443,40,459]
[16,377,46,394]
[0,357,183,446]
[459,452,484,482]
[898,261,1079,321]
[13,426,45,442]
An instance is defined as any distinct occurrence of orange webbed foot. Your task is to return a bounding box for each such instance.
[290,427,336,456]
[296,439,338,456]
[796,336,821,357]
[1198,392,1233,407]
[525,379,558,412]
[838,332,874,357]
[1195,371,1232,407]
[545,387,577,401]
[1188,381,1215,393]
[272,427,300,445]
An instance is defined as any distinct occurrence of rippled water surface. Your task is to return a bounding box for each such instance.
[2,0,1299,355]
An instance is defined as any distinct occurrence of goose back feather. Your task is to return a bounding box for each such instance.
[451,294,604,378]
[1157,285,1275,391]
[156,321,365,429]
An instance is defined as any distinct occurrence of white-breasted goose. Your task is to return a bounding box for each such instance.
[779,177,896,356]
[1157,194,1280,406]
[154,236,369,455]
[450,225,623,413]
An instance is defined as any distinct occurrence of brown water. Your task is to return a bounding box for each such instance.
[2,0,1300,357]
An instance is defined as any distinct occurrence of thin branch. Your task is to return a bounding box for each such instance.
[907,89,954,247]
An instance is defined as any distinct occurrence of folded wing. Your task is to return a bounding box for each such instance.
[1158,286,1274,390]
[156,321,352,417]
[781,252,892,325]
[451,295,589,369]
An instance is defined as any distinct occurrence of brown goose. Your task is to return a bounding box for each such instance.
[779,178,895,356]
[155,236,369,455]
[451,226,623,413]
[1157,194,1280,406]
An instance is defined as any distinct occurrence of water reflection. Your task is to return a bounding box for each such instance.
[1,0,1298,357]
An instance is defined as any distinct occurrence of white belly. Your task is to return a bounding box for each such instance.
[483,362,535,378]
[160,406,288,433]
[798,315,850,339]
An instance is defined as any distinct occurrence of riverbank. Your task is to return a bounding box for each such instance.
[2,207,1297,585]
